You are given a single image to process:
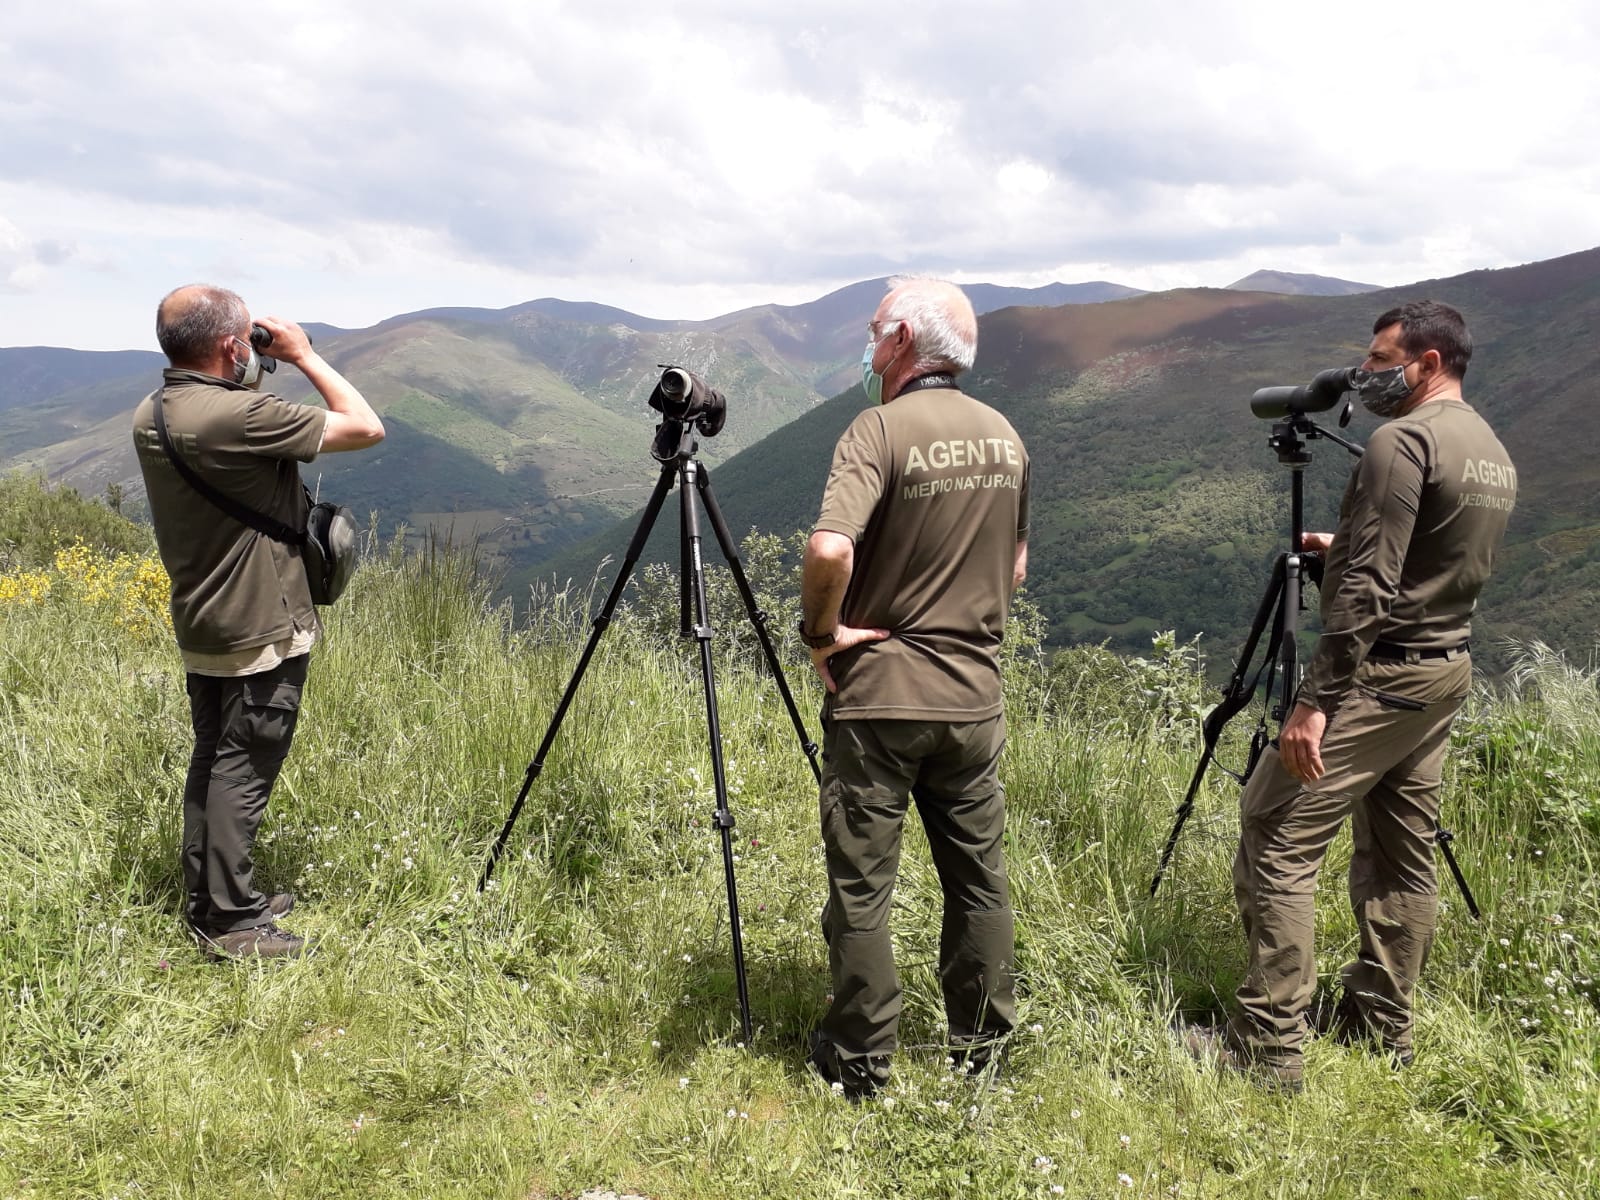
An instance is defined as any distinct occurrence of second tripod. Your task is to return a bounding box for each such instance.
[1149,408,1359,895]
[1148,406,1479,917]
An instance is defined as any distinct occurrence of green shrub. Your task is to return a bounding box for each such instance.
[0,472,153,570]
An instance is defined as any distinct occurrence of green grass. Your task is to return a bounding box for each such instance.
[1,502,1596,1198]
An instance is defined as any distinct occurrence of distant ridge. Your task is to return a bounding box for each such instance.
[513,299,686,333]
[964,280,1147,309]
[367,277,1147,340]
[1226,269,1380,297]
[0,347,164,413]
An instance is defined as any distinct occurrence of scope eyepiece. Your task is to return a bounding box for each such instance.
[1250,366,1357,419]
[649,365,727,438]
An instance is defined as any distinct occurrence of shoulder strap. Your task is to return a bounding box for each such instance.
[151,389,306,544]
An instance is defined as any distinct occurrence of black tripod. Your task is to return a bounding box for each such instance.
[1148,408,1480,918]
[478,419,823,1042]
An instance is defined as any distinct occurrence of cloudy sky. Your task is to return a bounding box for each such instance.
[4,0,1598,350]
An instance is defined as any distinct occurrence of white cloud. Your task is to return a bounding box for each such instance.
[2,0,1598,348]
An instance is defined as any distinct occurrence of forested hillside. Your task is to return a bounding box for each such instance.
[546,249,1600,671]
[7,250,1598,668]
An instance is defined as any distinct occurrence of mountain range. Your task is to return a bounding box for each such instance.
[4,256,1595,668]
[0,276,1150,560]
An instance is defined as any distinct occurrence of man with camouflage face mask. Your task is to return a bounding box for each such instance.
[1186,300,1516,1092]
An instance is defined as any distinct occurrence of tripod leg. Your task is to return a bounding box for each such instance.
[1150,555,1286,895]
[1275,553,1304,724]
[695,465,823,783]
[1436,828,1483,920]
[477,460,678,891]
[1274,464,1312,727]
[680,459,754,1043]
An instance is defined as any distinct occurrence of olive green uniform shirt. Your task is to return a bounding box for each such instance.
[132,369,328,656]
[1300,399,1516,713]
[814,383,1029,721]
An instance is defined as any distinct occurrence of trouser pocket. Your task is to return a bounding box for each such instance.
[1370,690,1425,712]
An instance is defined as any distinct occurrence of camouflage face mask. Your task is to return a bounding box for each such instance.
[1351,362,1415,417]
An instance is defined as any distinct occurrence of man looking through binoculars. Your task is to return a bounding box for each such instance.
[133,285,384,961]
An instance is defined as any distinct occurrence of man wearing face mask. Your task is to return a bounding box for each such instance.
[132,284,384,960]
[799,277,1029,1098]
[1187,300,1516,1091]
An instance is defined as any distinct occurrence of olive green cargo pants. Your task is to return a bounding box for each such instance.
[816,714,1016,1083]
[1229,652,1471,1065]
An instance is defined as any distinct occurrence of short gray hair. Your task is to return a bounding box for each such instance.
[882,276,978,373]
[156,284,249,366]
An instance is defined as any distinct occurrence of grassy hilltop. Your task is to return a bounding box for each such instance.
[1,477,1596,1199]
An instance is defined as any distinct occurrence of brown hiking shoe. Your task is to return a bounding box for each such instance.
[186,892,296,942]
[199,922,310,962]
[1181,1023,1304,1095]
[1308,990,1414,1068]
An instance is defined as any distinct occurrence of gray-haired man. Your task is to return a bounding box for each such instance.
[800,277,1030,1097]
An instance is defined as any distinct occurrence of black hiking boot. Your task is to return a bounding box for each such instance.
[1308,990,1414,1068]
[807,1032,887,1101]
[950,1033,1010,1081]
[186,892,296,943]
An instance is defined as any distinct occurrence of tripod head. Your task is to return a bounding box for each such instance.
[1268,404,1365,467]
[651,415,700,464]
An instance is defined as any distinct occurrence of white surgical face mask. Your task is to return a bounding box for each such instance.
[232,336,265,388]
[860,341,884,405]
[861,319,901,404]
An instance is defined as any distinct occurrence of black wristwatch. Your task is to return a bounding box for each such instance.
[797,619,836,650]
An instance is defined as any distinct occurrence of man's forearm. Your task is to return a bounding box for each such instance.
[801,532,854,632]
[801,564,849,631]
[299,351,384,450]
[300,352,374,419]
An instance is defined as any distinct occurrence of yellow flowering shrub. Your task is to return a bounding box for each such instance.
[0,569,53,605]
[0,536,171,638]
